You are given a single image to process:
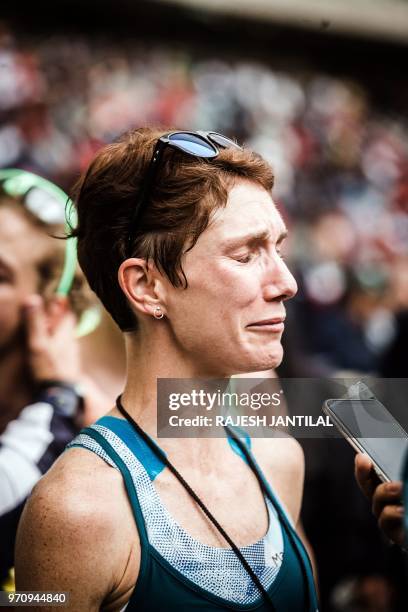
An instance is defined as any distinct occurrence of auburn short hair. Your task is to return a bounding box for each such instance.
[70,127,274,331]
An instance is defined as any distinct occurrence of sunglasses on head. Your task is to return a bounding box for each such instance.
[127,130,243,255]
[0,168,100,337]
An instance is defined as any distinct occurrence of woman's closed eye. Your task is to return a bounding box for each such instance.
[234,250,257,264]
[235,247,286,264]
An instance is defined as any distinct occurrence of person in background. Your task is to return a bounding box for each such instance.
[0,295,84,584]
[0,170,115,584]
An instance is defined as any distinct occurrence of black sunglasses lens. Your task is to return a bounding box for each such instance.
[207,132,241,150]
[168,133,217,158]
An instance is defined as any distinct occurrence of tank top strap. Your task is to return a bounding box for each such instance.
[68,420,318,611]
[226,425,252,463]
[225,428,289,522]
[224,428,319,612]
[70,424,151,548]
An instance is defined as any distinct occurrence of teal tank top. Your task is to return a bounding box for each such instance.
[68,417,318,612]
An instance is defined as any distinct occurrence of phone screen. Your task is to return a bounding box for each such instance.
[326,398,408,482]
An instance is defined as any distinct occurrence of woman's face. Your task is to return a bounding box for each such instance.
[0,206,49,352]
[162,180,298,376]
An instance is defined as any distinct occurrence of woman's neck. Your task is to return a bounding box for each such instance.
[120,329,231,465]
[122,327,229,411]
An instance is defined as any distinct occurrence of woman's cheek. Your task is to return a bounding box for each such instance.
[237,264,263,292]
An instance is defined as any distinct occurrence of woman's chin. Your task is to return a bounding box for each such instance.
[232,352,283,377]
[255,346,283,372]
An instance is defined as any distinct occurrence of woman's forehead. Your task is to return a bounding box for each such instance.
[207,182,285,245]
[0,206,52,272]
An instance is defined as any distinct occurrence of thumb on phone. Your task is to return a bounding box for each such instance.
[355,453,380,500]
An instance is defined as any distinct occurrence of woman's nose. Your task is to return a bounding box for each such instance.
[263,256,298,302]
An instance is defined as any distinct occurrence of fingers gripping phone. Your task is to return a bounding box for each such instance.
[323,385,408,483]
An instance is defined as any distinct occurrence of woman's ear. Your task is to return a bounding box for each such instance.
[118,258,165,319]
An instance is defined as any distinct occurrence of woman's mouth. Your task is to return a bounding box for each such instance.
[247,318,285,332]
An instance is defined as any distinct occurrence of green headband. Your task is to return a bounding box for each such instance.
[0,168,100,336]
[0,168,77,296]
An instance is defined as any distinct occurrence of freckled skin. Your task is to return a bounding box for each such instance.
[15,180,309,611]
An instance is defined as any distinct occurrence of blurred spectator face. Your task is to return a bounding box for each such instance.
[159,181,297,375]
[312,211,357,263]
[0,201,56,350]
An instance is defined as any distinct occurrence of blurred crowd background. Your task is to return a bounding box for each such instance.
[1,5,407,377]
[1,0,408,609]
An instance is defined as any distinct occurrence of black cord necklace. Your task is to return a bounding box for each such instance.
[115,394,276,611]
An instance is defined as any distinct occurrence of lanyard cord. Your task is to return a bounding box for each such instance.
[115,395,276,611]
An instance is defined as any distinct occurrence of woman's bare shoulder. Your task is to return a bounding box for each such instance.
[15,447,138,610]
[37,446,123,500]
[21,446,128,548]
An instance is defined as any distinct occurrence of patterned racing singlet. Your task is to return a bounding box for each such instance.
[68,416,319,611]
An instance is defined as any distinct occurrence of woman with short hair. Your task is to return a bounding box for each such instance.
[16,128,319,611]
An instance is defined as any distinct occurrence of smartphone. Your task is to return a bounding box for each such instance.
[323,397,408,482]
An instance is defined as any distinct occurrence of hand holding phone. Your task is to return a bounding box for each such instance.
[355,453,405,546]
[323,386,407,546]
[323,395,408,482]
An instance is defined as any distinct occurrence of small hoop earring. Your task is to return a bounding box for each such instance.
[153,306,164,320]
